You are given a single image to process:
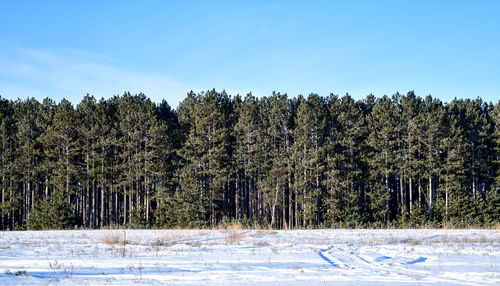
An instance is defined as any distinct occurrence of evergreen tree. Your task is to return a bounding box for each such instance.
[262,92,292,228]
[234,93,263,221]
[26,189,75,230]
[366,95,397,224]
[76,95,98,228]
[0,97,16,229]
[177,90,234,226]
[293,94,326,227]
[41,99,78,206]
[14,98,43,224]
[0,90,497,229]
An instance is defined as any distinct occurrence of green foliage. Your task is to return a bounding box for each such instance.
[0,92,498,230]
[482,188,500,226]
[26,191,76,230]
[367,185,390,223]
[445,190,478,228]
[399,204,430,227]
[129,206,148,228]
[153,198,176,228]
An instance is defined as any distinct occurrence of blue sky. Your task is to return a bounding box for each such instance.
[1,0,499,107]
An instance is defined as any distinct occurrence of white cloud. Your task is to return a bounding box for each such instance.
[0,47,190,107]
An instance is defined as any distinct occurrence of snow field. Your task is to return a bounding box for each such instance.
[0,229,498,285]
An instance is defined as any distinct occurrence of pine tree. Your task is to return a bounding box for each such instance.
[484,101,500,225]
[234,93,263,221]
[262,92,292,228]
[14,98,43,224]
[293,94,326,227]
[366,95,397,224]
[26,189,75,230]
[177,90,234,226]
[421,96,445,221]
[42,99,78,206]
[153,100,181,227]
[37,98,55,201]
[77,95,98,228]
[0,97,16,229]
[400,92,423,216]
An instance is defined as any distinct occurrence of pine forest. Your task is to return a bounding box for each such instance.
[0,90,499,230]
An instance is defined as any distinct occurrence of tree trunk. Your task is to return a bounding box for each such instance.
[472,172,476,200]
[101,184,105,227]
[428,176,433,219]
[295,197,298,228]
[27,180,31,216]
[123,188,127,225]
[82,189,86,227]
[129,185,132,224]
[271,178,279,228]
[66,145,70,204]
[22,182,26,222]
[115,185,118,225]
[445,188,449,223]
[303,166,306,227]
[10,179,13,228]
[108,184,112,226]
[398,175,403,214]
[101,148,105,227]
[30,180,34,214]
[316,167,321,226]
[282,184,286,229]
[248,180,253,219]
[385,173,389,222]
[418,176,422,207]
[92,181,96,229]
[1,175,4,230]
[45,176,49,198]
[409,177,413,214]
[288,167,293,229]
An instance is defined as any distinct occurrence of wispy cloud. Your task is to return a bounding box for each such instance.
[0,47,190,106]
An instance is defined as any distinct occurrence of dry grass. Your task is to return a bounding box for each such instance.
[102,232,124,245]
[217,222,247,244]
[101,230,136,245]
[218,221,243,231]
[491,222,500,230]
[223,230,247,244]
[436,234,495,245]
[216,222,247,244]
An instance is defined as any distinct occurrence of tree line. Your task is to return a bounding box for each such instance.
[0,90,498,230]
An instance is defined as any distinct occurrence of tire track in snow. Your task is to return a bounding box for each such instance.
[317,234,440,272]
[317,246,338,267]
[317,232,487,284]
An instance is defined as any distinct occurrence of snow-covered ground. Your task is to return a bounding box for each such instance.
[0,229,498,285]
